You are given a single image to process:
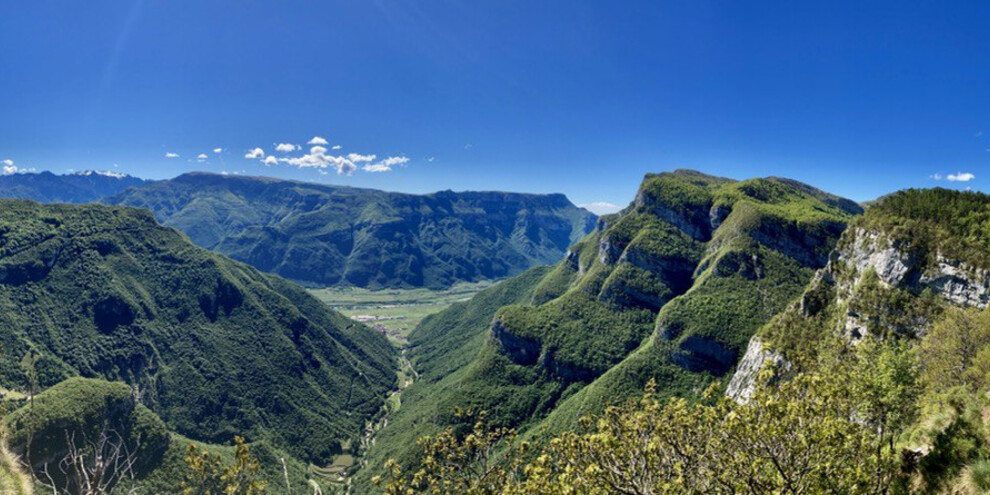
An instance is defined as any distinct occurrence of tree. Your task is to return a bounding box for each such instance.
[37,421,140,495]
[380,339,918,494]
[375,409,524,495]
[181,436,266,495]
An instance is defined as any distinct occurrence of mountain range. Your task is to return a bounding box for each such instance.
[105,172,595,288]
[6,168,990,493]
[0,170,145,203]
[0,170,596,289]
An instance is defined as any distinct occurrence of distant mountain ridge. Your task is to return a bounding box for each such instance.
[106,172,596,288]
[0,170,145,203]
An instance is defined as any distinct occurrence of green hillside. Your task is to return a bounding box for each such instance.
[0,199,396,466]
[376,189,990,494]
[2,377,322,494]
[106,172,596,289]
[356,169,862,487]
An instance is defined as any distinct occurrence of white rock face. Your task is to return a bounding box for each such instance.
[843,228,915,286]
[919,256,990,309]
[728,227,990,402]
[726,337,785,403]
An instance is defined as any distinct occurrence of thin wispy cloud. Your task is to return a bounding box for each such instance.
[348,153,376,163]
[363,156,409,173]
[165,152,180,158]
[307,136,329,146]
[245,148,265,159]
[331,145,342,150]
[579,201,621,215]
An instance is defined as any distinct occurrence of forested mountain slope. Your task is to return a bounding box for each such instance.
[0,199,396,466]
[706,188,990,491]
[357,169,863,487]
[106,172,596,289]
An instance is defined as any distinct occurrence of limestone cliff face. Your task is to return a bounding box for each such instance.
[725,337,787,402]
[728,222,990,401]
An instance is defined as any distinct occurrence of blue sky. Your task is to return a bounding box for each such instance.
[2,1,989,213]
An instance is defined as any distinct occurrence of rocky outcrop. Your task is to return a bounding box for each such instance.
[491,318,541,366]
[644,202,711,241]
[564,249,580,270]
[598,234,623,265]
[842,228,918,286]
[748,217,845,268]
[919,255,990,309]
[671,335,738,375]
[711,251,763,280]
[726,337,786,402]
[709,204,731,230]
[728,225,990,401]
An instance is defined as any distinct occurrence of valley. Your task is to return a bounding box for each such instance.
[309,281,493,345]
[305,282,492,490]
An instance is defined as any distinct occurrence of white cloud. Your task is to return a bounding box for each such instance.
[244,147,265,159]
[331,145,342,150]
[263,156,278,166]
[579,201,621,215]
[165,152,180,158]
[348,153,376,163]
[307,136,329,146]
[277,145,357,174]
[213,148,223,153]
[275,143,300,153]
[363,156,409,173]
[948,172,975,182]
[197,153,208,160]
[930,173,943,180]
[2,159,12,167]
[427,157,436,162]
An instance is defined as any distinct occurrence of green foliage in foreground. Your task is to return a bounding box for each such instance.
[0,199,396,464]
[381,339,917,494]
[4,377,170,491]
[2,377,324,494]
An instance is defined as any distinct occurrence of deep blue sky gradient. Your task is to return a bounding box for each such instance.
[2,1,989,211]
